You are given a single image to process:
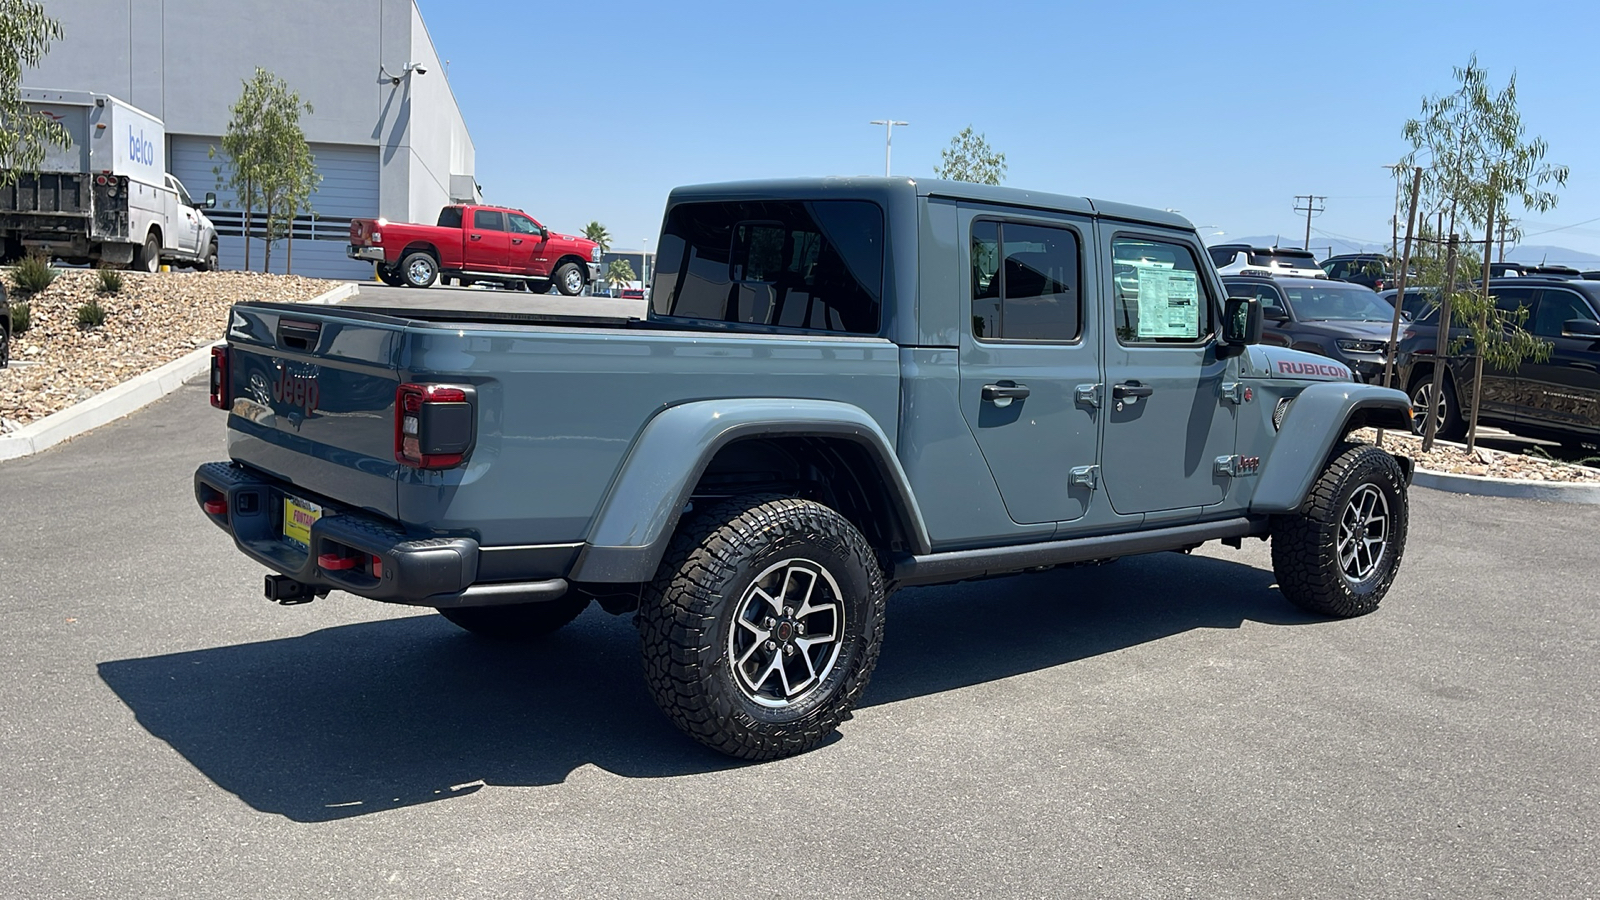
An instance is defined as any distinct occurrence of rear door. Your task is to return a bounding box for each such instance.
[223,305,405,517]
[466,208,511,271]
[1099,230,1236,516]
[1516,287,1600,433]
[957,207,1101,526]
[1480,286,1538,418]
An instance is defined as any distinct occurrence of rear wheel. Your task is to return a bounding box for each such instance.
[436,596,590,640]
[376,263,405,287]
[1271,443,1409,618]
[554,262,585,296]
[638,496,886,760]
[132,232,160,273]
[400,251,438,288]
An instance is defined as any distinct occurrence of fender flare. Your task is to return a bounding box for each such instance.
[569,398,931,583]
[1250,382,1414,513]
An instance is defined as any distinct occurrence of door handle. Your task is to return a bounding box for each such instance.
[982,383,1031,405]
[1112,382,1154,399]
[469,234,482,241]
[511,238,523,245]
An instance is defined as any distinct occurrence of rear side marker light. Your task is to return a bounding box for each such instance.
[371,555,384,578]
[395,383,476,469]
[209,346,230,409]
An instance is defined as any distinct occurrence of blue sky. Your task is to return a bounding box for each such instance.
[416,0,1600,262]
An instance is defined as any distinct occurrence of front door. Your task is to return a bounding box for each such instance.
[1516,287,1600,433]
[506,212,547,276]
[957,212,1101,525]
[165,176,200,254]
[1099,232,1237,515]
[467,208,511,271]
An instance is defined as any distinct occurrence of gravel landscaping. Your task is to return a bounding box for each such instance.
[2,269,332,429]
[1355,427,1600,482]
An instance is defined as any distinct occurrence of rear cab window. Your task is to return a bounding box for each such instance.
[651,200,884,334]
[437,207,464,228]
[472,209,505,231]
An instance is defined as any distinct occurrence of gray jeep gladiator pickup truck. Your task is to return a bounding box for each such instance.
[196,177,1416,759]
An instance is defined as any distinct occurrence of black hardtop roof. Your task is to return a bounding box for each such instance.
[664,177,1193,230]
[1324,252,1390,260]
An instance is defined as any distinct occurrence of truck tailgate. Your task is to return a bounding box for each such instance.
[223,304,404,518]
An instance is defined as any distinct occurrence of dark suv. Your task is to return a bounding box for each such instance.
[1322,254,1397,292]
[1395,276,1600,444]
[1222,275,1400,382]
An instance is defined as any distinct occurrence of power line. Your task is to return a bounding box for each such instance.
[1293,194,1326,250]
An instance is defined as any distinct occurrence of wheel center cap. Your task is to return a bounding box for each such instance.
[775,621,793,642]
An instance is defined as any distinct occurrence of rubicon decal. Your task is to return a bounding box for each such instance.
[272,366,320,414]
[1277,360,1349,379]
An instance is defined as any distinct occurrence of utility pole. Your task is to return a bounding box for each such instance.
[869,119,908,176]
[1497,218,1512,262]
[1293,194,1326,251]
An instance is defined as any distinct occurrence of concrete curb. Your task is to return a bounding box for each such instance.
[1411,468,1600,504]
[0,281,357,463]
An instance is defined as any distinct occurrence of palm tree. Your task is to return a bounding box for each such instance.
[583,221,612,253]
[606,259,635,294]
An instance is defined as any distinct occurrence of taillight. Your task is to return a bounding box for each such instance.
[209,346,229,409]
[395,383,475,469]
[371,232,383,244]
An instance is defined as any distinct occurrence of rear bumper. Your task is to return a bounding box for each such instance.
[194,461,571,607]
[347,245,387,263]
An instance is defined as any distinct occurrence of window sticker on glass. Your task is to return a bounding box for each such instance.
[1132,264,1200,339]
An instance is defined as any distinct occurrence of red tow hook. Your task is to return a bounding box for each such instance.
[203,497,227,516]
[317,552,360,571]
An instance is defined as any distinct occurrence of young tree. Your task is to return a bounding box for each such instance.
[1397,55,1567,449]
[213,68,315,272]
[606,258,635,294]
[0,0,69,188]
[583,221,611,253]
[934,126,1007,185]
[279,138,320,275]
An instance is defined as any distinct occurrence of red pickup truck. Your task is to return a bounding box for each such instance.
[348,204,603,294]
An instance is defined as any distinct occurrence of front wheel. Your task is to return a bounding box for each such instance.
[553,262,585,296]
[638,496,886,760]
[1271,443,1409,618]
[1409,374,1465,441]
[197,241,219,272]
[436,596,590,640]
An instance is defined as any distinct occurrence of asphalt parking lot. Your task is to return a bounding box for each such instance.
[3,383,1598,897]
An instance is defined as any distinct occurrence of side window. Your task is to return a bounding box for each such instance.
[1491,287,1536,317]
[437,207,464,229]
[969,220,1082,342]
[1323,260,1346,278]
[651,199,883,334]
[472,209,505,231]
[508,214,539,235]
[1532,290,1596,337]
[1112,237,1211,344]
[1209,247,1238,269]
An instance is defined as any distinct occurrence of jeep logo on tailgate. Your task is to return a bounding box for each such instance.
[272,365,320,414]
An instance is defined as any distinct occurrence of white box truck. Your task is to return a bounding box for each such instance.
[0,88,219,271]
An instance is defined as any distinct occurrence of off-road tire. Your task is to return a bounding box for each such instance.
[1271,442,1409,618]
[1409,372,1465,442]
[400,250,439,288]
[638,496,886,760]
[553,262,585,296]
[436,595,590,640]
[133,232,160,273]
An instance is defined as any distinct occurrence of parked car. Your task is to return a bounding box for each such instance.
[1322,253,1398,292]
[618,287,645,300]
[1394,276,1600,444]
[2,89,218,271]
[197,176,1414,760]
[1485,262,1582,279]
[348,204,603,294]
[1222,275,1401,382]
[1208,244,1325,278]
[0,281,11,368]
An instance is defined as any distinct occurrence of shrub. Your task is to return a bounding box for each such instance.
[96,266,123,294]
[10,301,30,334]
[76,299,107,329]
[13,253,57,294]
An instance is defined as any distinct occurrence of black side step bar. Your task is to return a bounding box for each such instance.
[892,517,1268,588]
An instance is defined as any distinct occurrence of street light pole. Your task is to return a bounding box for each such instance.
[869,119,908,176]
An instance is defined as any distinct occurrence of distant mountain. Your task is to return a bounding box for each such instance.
[1219,235,1600,270]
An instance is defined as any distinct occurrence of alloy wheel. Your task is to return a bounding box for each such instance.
[1337,484,1390,584]
[726,558,845,709]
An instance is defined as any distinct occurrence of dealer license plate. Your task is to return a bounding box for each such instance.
[283,495,322,549]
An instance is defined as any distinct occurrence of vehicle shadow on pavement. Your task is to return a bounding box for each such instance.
[97,552,1315,822]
